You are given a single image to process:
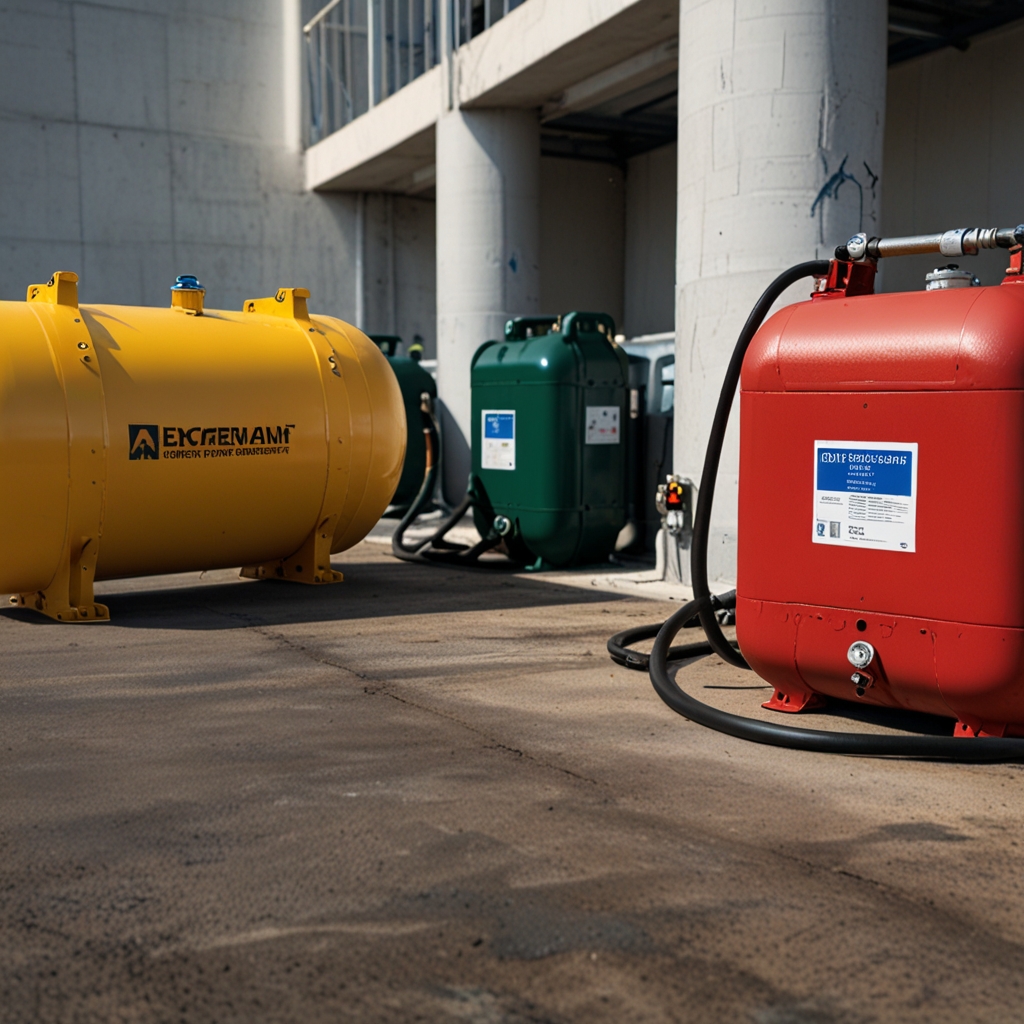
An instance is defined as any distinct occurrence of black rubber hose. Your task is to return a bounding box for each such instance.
[608,590,737,670]
[637,598,1024,762]
[392,397,446,560]
[691,261,829,667]
[391,397,503,566]
[611,261,1024,761]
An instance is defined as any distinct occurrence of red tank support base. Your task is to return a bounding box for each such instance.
[954,718,1008,739]
[762,688,826,714]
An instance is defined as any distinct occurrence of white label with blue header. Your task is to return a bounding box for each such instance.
[813,440,918,552]
[482,410,516,470]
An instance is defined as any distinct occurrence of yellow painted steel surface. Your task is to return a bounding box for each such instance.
[0,272,406,622]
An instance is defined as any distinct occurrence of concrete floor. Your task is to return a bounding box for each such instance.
[2,543,1024,1023]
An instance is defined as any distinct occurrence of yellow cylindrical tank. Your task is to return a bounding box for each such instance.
[1,271,406,622]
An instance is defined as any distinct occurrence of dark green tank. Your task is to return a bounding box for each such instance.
[470,312,628,568]
[370,336,437,511]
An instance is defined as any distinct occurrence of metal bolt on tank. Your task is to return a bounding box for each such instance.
[1,272,406,622]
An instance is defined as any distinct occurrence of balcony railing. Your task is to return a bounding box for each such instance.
[453,0,525,47]
[305,0,525,145]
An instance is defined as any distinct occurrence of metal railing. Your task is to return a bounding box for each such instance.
[453,0,524,48]
[305,0,526,145]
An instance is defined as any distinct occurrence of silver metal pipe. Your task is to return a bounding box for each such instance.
[841,225,1024,262]
[305,0,346,35]
[872,233,943,258]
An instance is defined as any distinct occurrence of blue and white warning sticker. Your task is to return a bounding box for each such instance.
[813,440,917,552]
[482,410,515,470]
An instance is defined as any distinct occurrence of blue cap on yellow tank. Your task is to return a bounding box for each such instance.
[170,275,205,314]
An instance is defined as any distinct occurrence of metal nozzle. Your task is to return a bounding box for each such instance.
[838,225,1024,263]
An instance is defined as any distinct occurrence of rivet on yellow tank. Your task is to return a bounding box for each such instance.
[0,273,407,622]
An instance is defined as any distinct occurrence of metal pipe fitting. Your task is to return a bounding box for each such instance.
[838,224,1024,263]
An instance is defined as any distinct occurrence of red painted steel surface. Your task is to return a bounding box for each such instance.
[736,278,1024,736]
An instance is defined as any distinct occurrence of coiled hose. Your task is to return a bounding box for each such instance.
[391,393,502,565]
[608,261,1024,761]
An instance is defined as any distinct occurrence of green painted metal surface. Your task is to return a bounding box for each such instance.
[470,312,629,568]
[371,334,402,357]
[385,356,437,509]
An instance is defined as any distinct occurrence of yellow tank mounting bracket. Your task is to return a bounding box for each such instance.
[11,537,109,622]
[240,514,344,585]
[243,287,310,320]
[27,270,80,307]
[20,270,110,623]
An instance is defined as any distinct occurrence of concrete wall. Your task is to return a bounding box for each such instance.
[0,0,357,319]
[624,142,676,337]
[361,194,437,356]
[881,21,1024,294]
[539,157,625,326]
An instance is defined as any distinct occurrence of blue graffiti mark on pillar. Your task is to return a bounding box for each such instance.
[508,253,518,273]
[811,155,862,230]
[811,152,884,246]
[862,161,879,192]
[810,155,880,244]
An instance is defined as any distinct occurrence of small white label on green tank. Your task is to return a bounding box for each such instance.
[482,410,515,470]
[585,406,620,445]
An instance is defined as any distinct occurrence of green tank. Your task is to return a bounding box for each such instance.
[470,312,629,568]
[371,334,402,357]
[370,336,437,511]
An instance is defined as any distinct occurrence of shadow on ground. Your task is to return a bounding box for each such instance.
[1,555,629,632]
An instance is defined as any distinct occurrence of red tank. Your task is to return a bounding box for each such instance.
[737,256,1024,737]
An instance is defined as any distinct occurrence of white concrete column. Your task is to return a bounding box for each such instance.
[281,0,303,153]
[675,0,887,584]
[436,108,540,499]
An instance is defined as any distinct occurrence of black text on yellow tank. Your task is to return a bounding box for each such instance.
[1,272,406,622]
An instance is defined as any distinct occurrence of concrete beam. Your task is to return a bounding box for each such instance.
[303,0,679,194]
[540,37,678,122]
[403,164,437,195]
[459,0,678,109]
[305,66,441,192]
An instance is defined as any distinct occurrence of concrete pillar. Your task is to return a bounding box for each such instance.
[360,193,397,336]
[675,0,887,584]
[436,108,540,500]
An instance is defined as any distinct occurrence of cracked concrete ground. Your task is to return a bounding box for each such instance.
[2,541,1024,1023]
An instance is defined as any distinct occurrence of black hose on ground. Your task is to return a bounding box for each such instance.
[391,394,503,566]
[609,590,737,670]
[609,261,1024,762]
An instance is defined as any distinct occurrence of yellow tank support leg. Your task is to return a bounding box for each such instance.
[240,515,344,585]
[13,536,109,622]
[14,272,110,623]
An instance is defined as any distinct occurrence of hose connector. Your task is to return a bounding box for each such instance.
[838,225,1024,263]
